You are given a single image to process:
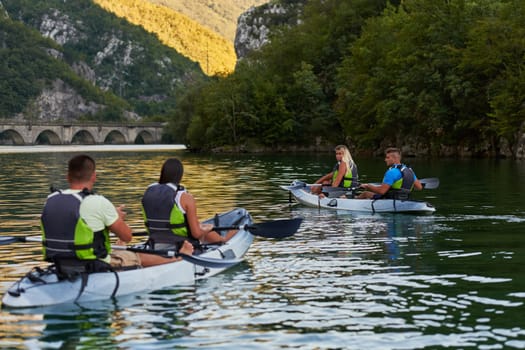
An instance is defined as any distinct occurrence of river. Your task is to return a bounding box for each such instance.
[0,146,524,349]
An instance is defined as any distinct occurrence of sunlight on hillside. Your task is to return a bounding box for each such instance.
[147,0,268,43]
[94,0,236,75]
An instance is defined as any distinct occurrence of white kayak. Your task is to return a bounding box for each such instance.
[281,180,436,214]
[2,208,254,308]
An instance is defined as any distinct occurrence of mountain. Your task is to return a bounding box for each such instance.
[235,1,306,59]
[0,0,204,122]
[93,0,267,75]
[0,0,274,129]
[144,0,267,44]
[94,0,259,75]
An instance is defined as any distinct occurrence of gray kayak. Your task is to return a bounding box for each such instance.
[281,181,436,214]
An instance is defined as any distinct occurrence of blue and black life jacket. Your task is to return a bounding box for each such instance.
[41,189,110,262]
[385,164,416,199]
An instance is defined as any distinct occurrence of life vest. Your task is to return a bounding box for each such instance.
[385,164,416,199]
[332,162,358,187]
[141,183,192,244]
[41,189,110,262]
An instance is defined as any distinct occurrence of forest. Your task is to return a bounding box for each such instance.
[0,0,204,122]
[167,0,524,158]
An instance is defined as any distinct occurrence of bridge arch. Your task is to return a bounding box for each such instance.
[0,129,25,145]
[72,130,96,144]
[104,130,126,144]
[35,130,61,145]
[134,130,154,144]
[0,121,164,145]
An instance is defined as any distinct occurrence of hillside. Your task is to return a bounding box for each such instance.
[0,0,204,123]
[94,0,265,75]
[145,0,267,43]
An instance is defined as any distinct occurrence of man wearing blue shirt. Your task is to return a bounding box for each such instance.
[357,147,422,199]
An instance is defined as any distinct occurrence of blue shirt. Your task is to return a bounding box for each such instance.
[382,164,417,186]
[382,166,402,186]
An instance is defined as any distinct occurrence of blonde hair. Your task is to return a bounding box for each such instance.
[335,145,354,170]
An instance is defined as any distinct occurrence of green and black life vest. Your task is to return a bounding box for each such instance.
[141,183,193,244]
[41,189,110,262]
[332,162,359,188]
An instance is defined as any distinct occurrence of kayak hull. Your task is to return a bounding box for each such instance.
[2,208,254,308]
[281,181,435,214]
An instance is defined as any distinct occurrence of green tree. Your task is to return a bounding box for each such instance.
[337,0,499,153]
[461,0,525,156]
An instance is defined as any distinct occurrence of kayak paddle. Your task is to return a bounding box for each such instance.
[0,236,242,269]
[419,177,440,189]
[1,217,303,247]
[0,236,42,245]
[132,217,303,240]
[212,217,303,239]
[367,177,440,190]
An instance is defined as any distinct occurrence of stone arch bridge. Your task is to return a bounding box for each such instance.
[0,120,165,145]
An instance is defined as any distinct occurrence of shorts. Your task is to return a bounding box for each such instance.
[110,250,142,269]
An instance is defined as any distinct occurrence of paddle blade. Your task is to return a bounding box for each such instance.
[179,253,243,268]
[0,236,24,245]
[0,236,42,245]
[246,217,303,239]
[421,178,440,189]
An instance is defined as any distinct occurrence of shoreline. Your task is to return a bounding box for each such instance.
[0,144,187,154]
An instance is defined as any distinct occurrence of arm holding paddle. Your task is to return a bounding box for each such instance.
[111,204,194,267]
[359,182,391,197]
[357,147,435,200]
[362,178,423,193]
[310,170,335,196]
[181,192,237,244]
[413,178,423,191]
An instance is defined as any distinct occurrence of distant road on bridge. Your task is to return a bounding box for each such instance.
[0,120,166,145]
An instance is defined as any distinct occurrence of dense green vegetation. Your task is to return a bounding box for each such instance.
[0,16,128,120]
[171,0,524,157]
[0,0,205,121]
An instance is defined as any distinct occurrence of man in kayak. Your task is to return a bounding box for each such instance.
[41,154,193,275]
[141,158,237,250]
[357,147,422,199]
[311,145,359,197]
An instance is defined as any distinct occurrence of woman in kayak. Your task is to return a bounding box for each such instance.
[141,158,237,250]
[311,144,359,196]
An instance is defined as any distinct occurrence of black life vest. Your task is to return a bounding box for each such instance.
[41,189,110,262]
[141,183,196,245]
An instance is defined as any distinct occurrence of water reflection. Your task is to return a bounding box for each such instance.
[0,150,524,349]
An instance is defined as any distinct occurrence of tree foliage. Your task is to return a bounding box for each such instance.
[176,0,388,149]
[172,0,525,157]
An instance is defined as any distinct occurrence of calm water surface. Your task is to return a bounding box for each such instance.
[0,148,524,349]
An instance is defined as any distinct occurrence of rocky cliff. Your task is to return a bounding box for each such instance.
[1,0,202,122]
[234,1,305,59]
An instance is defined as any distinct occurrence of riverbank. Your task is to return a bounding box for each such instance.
[0,144,186,154]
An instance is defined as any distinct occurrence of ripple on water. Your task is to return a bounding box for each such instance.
[1,154,525,349]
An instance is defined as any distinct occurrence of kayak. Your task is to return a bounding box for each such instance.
[281,180,436,214]
[2,208,254,308]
